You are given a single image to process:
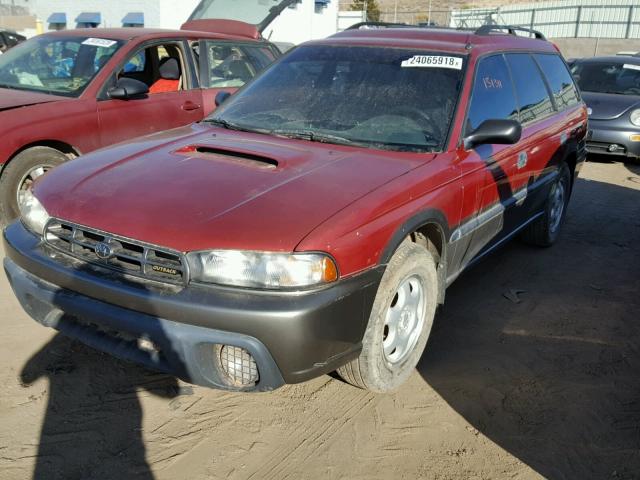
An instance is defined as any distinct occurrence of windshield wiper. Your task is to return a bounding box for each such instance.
[205,118,271,135]
[272,129,365,147]
[272,129,436,152]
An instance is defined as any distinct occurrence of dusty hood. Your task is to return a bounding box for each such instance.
[34,124,422,253]
[0,87,69,112]
[582,91,640,120]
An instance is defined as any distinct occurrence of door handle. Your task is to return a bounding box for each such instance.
[182,101,201,111]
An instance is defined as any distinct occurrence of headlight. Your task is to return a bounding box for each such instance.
[187,250,338,289]
[19,189,50,235]
[630,109,640,127]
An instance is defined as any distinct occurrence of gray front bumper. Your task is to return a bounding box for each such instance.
[587,119,640,158]
[3,221,383,390]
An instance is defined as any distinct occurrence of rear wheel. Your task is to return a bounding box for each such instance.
[0,147,67,226]
[337,242,438,392]
[521,163,571,247]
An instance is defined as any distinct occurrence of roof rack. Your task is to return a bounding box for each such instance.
[345,21,547,41]
[346,21,411,30]
[475,25,546,40]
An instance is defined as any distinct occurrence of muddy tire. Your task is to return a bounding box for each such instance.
[0,147,67,226]
[337,242,438,392]
[521,163,571,247]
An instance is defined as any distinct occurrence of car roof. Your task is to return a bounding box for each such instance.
[575,55,640,64]
[322,27,557,55]
[40,27,260,43]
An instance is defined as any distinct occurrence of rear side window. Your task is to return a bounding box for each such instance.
[505,53,554,124]
[203,42,276,88]
[466,54,518,133]
[534,54,579,109]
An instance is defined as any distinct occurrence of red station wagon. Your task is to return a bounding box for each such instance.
[0,10,288,225]
[4,24,587,392]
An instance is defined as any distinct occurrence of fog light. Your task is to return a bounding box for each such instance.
[608,144,621,152]
[218,345,259,386]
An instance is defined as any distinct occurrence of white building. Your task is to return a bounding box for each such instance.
[262,0,339,45]
[7,0,200,31]
[6,0,339,45]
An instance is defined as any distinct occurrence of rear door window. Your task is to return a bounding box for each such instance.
[505,53,554,124]
[466,54,518,133]
[202,41,276,88]
[534,54,579,109]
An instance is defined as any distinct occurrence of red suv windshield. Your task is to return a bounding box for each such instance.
[209,45,466,152]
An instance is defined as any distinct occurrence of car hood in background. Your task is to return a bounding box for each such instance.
[582,91,640,120]
[34,124,424,253]
[0,88,70,112]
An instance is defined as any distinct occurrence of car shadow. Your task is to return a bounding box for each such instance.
[418,174,640,479]
[17,258,189,479]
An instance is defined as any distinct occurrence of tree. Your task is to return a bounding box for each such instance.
[350,0,381,22]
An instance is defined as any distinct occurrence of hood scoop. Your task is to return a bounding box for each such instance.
[175,145,278,169]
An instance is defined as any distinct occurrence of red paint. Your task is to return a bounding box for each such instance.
[32,29,588,280]
[0,27,276,169]
[181,19,261,40]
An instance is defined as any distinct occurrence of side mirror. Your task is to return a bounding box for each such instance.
[107,77,149,100]
[463,119,522,150]
[215,90,231,107]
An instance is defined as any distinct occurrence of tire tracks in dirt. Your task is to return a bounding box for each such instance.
[246,381,377,480]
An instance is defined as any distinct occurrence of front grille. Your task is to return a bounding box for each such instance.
[44,219,187,285]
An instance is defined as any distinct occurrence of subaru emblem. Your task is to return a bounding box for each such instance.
[95,242,113,259]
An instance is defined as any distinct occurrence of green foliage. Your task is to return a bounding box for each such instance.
[349,0,382,22]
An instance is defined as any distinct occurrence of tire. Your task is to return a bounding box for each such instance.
[337,242,438,392]
[0,147,67,226]
[521,162,571,247]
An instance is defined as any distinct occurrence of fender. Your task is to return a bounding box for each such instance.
[380,208,451,304]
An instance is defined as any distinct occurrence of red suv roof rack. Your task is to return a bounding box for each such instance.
[346,22,546,41]
[475,24,546,40]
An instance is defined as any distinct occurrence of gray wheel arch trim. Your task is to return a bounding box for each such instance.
[379,209,450,304]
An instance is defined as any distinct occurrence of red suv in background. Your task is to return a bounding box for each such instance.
[0,21,282,225]
[4,24,587,393]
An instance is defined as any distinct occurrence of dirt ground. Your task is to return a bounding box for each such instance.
[1,159,639,480]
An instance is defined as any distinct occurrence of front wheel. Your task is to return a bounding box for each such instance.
[521,162,571,247]
[337,242,438,392]
[0,147,67,226]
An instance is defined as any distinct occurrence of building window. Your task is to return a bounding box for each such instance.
[315,0,330,13]
[122,12,144,28]
[47,12,67,31]
[75,12,101,28]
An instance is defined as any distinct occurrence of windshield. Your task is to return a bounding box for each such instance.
[208,45,465,153]
[0,35,123,97]
[571,61,640,96]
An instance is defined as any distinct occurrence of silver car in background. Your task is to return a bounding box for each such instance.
[570,56,640,161]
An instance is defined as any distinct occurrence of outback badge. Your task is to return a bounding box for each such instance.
[152,265,178,275]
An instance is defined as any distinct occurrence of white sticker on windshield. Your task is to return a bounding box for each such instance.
[623,63,640,71]
[401,55,462,70]
[82,38,117,48]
